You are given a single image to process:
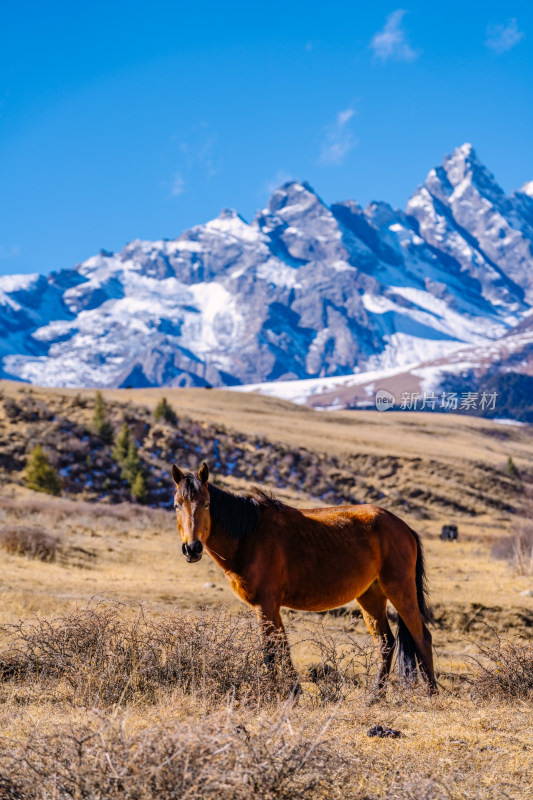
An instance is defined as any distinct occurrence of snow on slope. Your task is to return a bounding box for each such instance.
[1,145,532,390]
[233,314,533,409]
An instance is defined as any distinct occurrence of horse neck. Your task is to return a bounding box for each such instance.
[205,519,241,571]
[205,511,241,572]
[204,483,263,573]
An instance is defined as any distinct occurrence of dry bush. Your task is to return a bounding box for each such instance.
[298,617,375,703]
[0,710,355,800]
[0,525,60,562]
[0,605,294,707]
[0,494,169,529]
[491,519,533,575]
[468,632,533,700]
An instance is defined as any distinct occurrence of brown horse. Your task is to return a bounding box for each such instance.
[171,462,437,697]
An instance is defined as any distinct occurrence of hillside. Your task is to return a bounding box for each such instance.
[1,381,531,529]
[1,384,533,800]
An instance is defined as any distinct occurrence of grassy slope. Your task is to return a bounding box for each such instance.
[1,383,532,798]
[3,379,532,465]
[1,379,532,526]
[105,385,532,466]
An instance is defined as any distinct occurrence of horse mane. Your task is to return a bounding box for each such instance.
[208,483,285,541]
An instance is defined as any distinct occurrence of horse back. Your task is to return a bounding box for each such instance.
[249,503,413,611]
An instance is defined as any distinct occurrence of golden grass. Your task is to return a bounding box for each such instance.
[2,378,531,467]
[0,383,532,797]
[0,488,532,797]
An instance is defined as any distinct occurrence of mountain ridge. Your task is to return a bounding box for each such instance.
[1,143,532,391]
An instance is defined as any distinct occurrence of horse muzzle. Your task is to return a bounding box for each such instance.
[182,540,203,563]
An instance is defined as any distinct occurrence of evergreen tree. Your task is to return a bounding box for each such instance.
[154,396,177,425]
[121,440,141,485]
[25,445,61,496]
[507,456,520,479]
[110,421,148,501]
[112,423,131,464]
[92,391,114,443]
[131,470,147,503]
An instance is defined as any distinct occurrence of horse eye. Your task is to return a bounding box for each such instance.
[205,503,210,509]
[174,502,181,510]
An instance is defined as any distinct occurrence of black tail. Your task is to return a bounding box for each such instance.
[397,527,433,682]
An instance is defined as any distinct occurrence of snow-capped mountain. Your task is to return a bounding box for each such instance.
[1,144,532,390]
[233,310,533,411]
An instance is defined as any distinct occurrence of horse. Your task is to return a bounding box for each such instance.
[171,462,437,698]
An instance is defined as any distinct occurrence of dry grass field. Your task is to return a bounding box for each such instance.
[0,382,532,798]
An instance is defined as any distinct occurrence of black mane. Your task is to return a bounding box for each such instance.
[208,483,284,541]
[176,473,285,541]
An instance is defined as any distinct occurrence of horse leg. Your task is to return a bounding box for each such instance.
[357,581,395,701]
[255,602,301,695]
[379,577,437,694]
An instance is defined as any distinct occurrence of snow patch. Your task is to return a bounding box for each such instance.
[0,273,42,293]
[519,180,533,198]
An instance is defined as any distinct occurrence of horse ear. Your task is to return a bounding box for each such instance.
[172,464,184,485]
[198,462,209,484]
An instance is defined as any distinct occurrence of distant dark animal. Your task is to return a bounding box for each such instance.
[171,462,437,699]
[440,525,458,541]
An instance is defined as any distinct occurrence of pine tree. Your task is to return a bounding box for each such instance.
[121,440,141,485]
[25,445,61,496]
[92,391,114,443]
[110,421,148,500]
[507,456,520,479]
[112,423,131,464]
[154,396,177,425]
[131,470,147,503]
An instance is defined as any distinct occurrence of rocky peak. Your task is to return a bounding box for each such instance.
[266,181,324,217]
[1,145,532,389]
[422,143,505,208]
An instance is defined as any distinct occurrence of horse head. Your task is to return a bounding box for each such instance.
[171,462,210,562]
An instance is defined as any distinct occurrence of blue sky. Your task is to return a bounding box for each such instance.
[1,1,532,276]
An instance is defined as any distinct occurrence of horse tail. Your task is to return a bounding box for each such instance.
[410,525,433,626]
[397,526,433,681]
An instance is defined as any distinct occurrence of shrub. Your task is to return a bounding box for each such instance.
[0,494,164,525]
[0,711,351,800]
[72,392,88,408]
[92,390,114,443]
[300,617,374,704]
[491,521,533,576]
[0,605,294,706]
[154,396,177,425]
[0,525,60,562]
[3,397,21,419]
[469,633,533,700]
[24,445,61,496]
